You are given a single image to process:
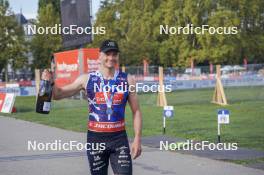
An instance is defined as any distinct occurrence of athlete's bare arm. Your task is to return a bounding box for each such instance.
[127,74,142,159]
[41,69,88,100]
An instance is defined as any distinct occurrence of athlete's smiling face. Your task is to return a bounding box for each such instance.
[100,50,119,69]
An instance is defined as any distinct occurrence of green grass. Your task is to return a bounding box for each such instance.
[226,157,264,166]
[138,86,264,105]
[3,86,264,151]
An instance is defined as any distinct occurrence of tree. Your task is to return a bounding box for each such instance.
[236,0,264,63]
[92,0,162,65]
[0,0,28,81]
[92,0,264,66]
[31,3,62,69]
[195,1,241,64]
[38,0,61,14]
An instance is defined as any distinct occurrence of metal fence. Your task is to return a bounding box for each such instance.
[124,64,264,87]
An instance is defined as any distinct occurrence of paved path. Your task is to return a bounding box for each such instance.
[0,116,263,175]
[141,136,264,160]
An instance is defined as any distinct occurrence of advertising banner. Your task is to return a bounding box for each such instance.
[54,50,80,87]
[0,93,16,113]
[82,48,100,73]
[0,93,6,111]
[54,48,99,87]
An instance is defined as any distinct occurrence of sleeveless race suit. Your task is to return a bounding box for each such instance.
[86,70,132,175]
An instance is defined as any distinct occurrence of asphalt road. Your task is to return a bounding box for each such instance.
[0,116,263,175]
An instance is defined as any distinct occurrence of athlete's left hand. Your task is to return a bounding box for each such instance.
[131,137,142,159]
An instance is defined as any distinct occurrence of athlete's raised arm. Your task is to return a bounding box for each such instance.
[127,74,142,159]
[41,69,88,100]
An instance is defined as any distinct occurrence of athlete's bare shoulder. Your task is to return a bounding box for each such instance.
[127,74,137,95]
[80,71,99,89]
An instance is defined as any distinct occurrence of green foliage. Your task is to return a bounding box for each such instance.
[92,0,264,66]
[30,3,62,69]
[38,0,60,14]
[0,0,28,80]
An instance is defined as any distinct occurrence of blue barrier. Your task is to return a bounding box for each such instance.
[0,87,36,96]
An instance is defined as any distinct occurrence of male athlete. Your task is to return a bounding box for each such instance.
[43,40,142,175]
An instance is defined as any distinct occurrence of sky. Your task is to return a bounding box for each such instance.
[8,0,100,19]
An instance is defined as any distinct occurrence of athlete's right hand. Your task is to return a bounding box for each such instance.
[131,137,142,159]
[41,69,53,81]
